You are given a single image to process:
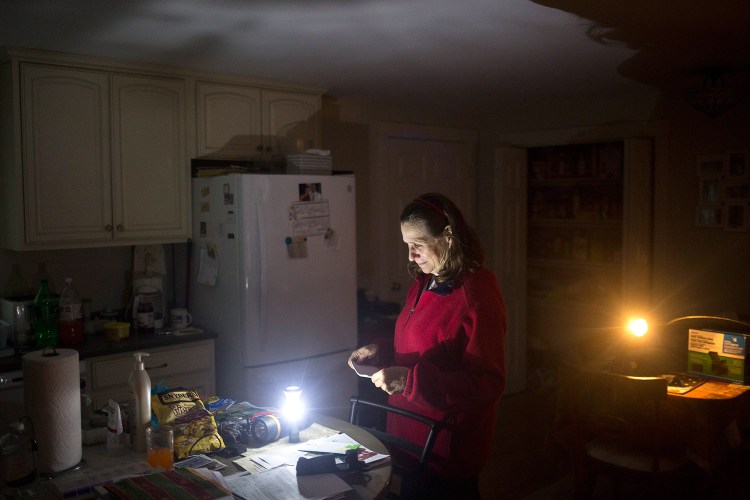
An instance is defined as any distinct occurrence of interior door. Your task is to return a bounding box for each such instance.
[369,122,478,306]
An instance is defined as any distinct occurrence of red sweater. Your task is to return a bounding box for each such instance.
[376,267,506,478]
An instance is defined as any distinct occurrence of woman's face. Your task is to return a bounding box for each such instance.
[401,222,445,275]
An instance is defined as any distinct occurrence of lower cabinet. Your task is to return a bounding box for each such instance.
[86,339,215,410]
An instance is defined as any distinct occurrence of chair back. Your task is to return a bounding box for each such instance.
[574,371,668,456]
[349,396,441,471]
[349,396,442,499]
[564,363,688,496]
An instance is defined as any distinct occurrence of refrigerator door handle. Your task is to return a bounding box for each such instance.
[256,196,268,352]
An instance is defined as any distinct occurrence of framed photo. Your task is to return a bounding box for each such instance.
[696,205,723,227]
[724,203,748,231]
[723,178,750,200]
[726,150,748,178]
[696,154,725,177]
[699,177,721,204]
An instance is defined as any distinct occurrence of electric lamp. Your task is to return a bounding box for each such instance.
[626,318,649,338]
[283,385,303,443]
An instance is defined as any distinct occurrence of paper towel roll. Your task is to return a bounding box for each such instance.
[23,348,82,474]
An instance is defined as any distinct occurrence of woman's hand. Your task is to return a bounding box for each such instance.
[372,366,409,395]
[347,344,380,369]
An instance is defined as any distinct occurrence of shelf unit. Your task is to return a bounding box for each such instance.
[494,132,653,393]
[527,142,624,312]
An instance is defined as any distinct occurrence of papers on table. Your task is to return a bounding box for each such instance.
[234,429,390,472]
[52,459,154,498]
[226,425,390,499]
[225,465,351,500]
[175,453,227,471]
[662,373,706,394]
[100,467,233,499]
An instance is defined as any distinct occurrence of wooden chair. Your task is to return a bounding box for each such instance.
[349,396,441,500]
[564,365,691,499]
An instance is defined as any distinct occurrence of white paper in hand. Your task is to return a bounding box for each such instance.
[353,363,379,378]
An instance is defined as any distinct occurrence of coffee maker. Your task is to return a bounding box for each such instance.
[132,276,165,332]
[131,245,166,332]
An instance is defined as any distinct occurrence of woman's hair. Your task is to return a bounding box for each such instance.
[400,193,484,282]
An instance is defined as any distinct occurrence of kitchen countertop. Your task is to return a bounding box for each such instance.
[0,327,217,373]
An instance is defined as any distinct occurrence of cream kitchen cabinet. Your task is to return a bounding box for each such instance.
[195,81,321,158]
[86,339,215,410]
[0,56,189,250]
[1,47,325,250]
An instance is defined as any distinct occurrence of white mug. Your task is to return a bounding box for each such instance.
[170,308,192,329]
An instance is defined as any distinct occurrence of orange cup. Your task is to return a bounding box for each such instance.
[146,426,174,470]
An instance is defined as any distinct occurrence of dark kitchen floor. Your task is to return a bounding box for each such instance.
[479,383,571,499]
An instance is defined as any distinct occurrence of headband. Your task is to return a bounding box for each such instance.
[414,198,448,220]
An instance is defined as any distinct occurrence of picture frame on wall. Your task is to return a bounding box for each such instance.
[696,154,725,177]
[696,205,723,227]
[724,203,748,231]
[699,177,721,204]
[695,151,749,231]
[724,178,750,200]
[726,150,748,178]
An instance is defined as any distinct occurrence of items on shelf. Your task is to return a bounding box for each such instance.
[527,141,625,307]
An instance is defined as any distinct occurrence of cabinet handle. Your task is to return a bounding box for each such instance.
[116,224,124,232]
[146,363,168,371]
[256,145,263,152]
[105,224,113,232]
[265,146,272,152]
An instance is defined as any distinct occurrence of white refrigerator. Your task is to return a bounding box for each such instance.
[190,173,358,419]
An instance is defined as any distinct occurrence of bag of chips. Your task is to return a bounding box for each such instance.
[151,387,225,459]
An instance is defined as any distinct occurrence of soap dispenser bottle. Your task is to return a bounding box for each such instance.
[128,352,152,453]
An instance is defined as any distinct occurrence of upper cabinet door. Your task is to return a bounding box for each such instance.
[21,64,113,245]
[195,82,262,158]
[262,90,320,154]
[111,74,189,242]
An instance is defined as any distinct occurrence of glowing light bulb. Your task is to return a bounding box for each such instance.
[283,385,303,443]
[626,318,649,337]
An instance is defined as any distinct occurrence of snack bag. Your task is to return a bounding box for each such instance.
[151,387,225,459]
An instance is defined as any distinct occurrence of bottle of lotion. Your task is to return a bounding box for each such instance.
[128,352,152,452]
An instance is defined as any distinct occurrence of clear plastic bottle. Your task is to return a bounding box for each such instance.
[4,264,33,297]
[58,278,83,346]
[0,421,37,491]
[32,279,59,348]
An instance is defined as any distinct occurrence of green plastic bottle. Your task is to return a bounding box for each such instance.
[32,279,59,348]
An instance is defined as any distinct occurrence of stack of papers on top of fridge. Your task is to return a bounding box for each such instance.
[286,154,332,174]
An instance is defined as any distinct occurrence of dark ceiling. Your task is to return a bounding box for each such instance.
[1,0,748,115]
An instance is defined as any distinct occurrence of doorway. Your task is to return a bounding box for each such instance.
[366,122,478,306]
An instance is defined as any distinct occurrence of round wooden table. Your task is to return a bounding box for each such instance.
[32,414,391,499]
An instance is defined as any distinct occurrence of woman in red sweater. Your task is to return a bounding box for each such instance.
[349,193,507,499]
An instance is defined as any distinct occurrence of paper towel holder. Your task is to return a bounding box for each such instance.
[41,347,60,357]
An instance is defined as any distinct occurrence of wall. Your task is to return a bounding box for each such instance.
[651,94,750,321]
[0,245,181,319]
